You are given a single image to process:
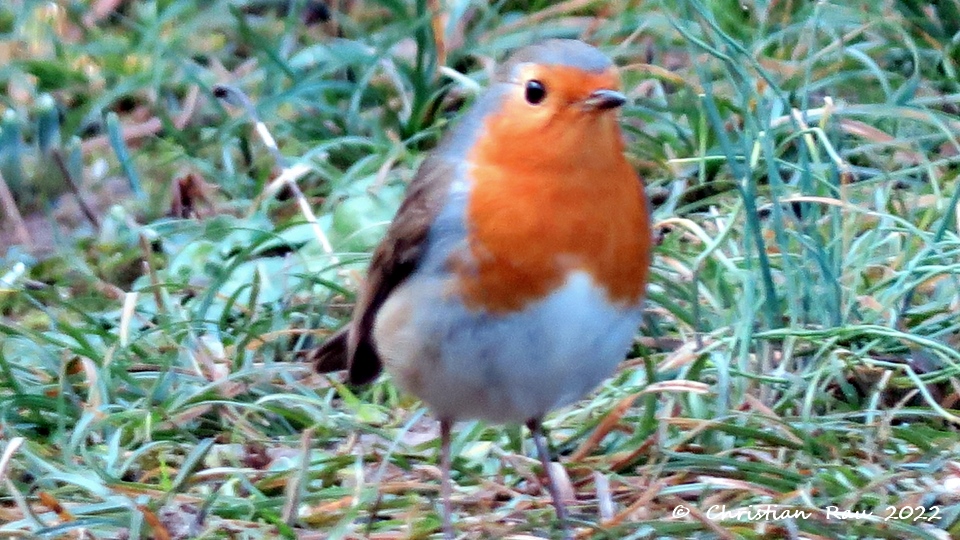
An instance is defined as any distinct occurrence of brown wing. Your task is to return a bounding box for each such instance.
[311,156,457,385]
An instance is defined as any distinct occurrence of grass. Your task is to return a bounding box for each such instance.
[1,0,959,538]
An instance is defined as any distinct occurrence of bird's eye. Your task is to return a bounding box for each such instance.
[524,80,546,105]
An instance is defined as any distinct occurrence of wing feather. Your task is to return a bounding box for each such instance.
[310,157,457,385]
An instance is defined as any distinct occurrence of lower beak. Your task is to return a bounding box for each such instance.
[583,89,627,110]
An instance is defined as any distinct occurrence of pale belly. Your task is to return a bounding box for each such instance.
[372,270,643,423]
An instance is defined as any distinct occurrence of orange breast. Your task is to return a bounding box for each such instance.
[452,111,652,314]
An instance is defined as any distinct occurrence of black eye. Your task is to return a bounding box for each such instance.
[524,80,546,105]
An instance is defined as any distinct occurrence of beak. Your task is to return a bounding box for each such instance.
[583,89,627,111]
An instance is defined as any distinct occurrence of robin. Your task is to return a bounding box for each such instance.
[310,38,652,539]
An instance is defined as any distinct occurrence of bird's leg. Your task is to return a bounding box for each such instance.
[526,418,572,540]
[440,418,454,540]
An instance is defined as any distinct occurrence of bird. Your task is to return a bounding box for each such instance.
[309,38,652,539]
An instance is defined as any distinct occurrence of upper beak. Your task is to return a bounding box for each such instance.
[583,89,627,111]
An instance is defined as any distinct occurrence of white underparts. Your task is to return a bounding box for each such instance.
[373,270,643,423]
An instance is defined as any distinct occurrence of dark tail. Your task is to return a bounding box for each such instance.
[309,326,349,373]
[308,325,383,385]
